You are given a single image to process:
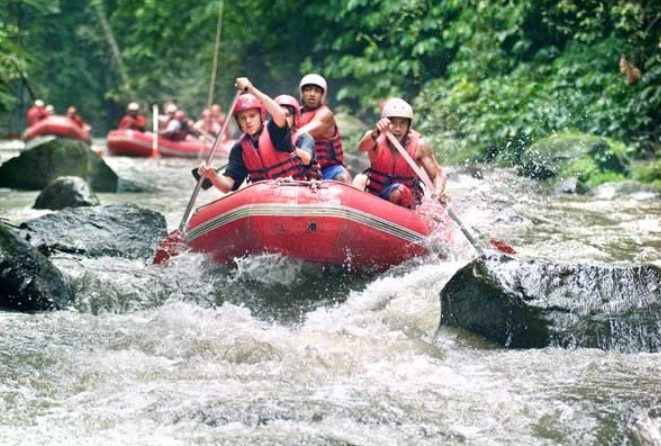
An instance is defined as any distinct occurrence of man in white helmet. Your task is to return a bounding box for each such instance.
[159,103,178,127]
[26,99,48,127]
[294,73,352,183]
[118,102,147,132]
[353,97,446,208]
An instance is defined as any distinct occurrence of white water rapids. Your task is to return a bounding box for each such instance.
[1,141,660,445]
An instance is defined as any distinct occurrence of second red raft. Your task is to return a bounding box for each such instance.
[22,116,90,143]
[107,129,234,158]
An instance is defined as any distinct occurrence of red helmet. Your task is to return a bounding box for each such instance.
[232,93,265,121]
[174,110,187,122]
[274,94,300,120]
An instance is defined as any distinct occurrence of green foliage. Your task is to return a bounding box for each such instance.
[0,23,29,111]
[0,0,658,169]
[413,1,660,167]
[632,160,661,185]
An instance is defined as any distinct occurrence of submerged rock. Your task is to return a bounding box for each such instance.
[0,138,118,192]
[439,254,661,352]
[20,203,167,259]
[0,221,71,311]
[34,176,100,210]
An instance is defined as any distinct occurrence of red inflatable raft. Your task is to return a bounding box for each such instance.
[182,180,449,270]
[22,116,90,143]
[107,129,234,158]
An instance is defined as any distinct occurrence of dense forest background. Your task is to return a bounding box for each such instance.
[1,0,659,170]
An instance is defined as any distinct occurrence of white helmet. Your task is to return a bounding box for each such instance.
[299,73,327,103]
[381,98,413,121]
[34,99,45,108]
[127,102,140,111]
[165,103,178,114]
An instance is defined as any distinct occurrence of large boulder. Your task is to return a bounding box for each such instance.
[0,138,118,192]
[439,254,661,352]
[0,221,71,311]
[20,203,167,259]
[517,132,631,188]
[34,176,100,210]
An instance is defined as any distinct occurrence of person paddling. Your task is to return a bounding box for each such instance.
[197,77,308,193]
[353,98,447,208]
[294,73,352,183]
[117,102,147,132]
[66,106,92,135]
[26,99,48,127]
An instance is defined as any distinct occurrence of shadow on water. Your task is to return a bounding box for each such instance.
[60,251,378,324]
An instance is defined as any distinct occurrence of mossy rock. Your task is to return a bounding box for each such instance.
[632,160,661,186]
[0,138,118,192]
[518,132,631,185]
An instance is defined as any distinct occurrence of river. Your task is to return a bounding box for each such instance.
[1,140,660,445]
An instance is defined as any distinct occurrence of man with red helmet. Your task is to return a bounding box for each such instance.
[197,77,308,193]
[118,102,147,132]
[274,94,321,180]
[294,73,352,183]
[354,97,446,208]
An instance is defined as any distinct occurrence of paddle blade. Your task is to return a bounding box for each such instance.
[153,230,187,264]
[488,238,516,255]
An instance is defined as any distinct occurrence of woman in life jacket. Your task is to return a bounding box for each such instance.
[353,97,447,209]
[274,94,321,180]
[198,77,307,193]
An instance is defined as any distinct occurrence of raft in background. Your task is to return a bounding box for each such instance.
[22,116,90,143]
[107,129,234,159]
[182,179,450,271]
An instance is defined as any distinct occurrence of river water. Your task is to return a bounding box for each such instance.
[1,141,660,445]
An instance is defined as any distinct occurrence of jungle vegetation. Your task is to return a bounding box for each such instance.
[1,0,659,177]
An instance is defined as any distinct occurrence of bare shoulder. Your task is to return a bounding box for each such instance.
[416,135,432,157]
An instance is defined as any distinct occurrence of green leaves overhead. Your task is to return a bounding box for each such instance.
[0,0,658,163]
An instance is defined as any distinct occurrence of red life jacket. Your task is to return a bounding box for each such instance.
[298,105,344,168]
[118,114,147,132]
[240,127,306,182]
[367,130,423,201]
[26,107,47,127]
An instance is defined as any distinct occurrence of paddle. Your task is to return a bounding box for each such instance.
[153,90,242,265]
[384,131,515,256]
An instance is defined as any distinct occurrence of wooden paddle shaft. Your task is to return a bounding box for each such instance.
[178,90,241,231]
[384,130,485,256]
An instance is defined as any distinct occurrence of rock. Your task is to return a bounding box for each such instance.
[439,254,661,352]
[0,138,118,192]
[552,177,587,194]
[0,221,71,311]
[517,132,630,183]
[34,176,100,210]
[20,203,168,260]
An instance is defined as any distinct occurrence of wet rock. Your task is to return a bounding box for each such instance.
[34,176,100,210]
[439,254,661,352]
[552,177,587,195]
[517,132,630,183]
[20,203,167,259]
[0,138,118,192]
[0,221,71,311]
